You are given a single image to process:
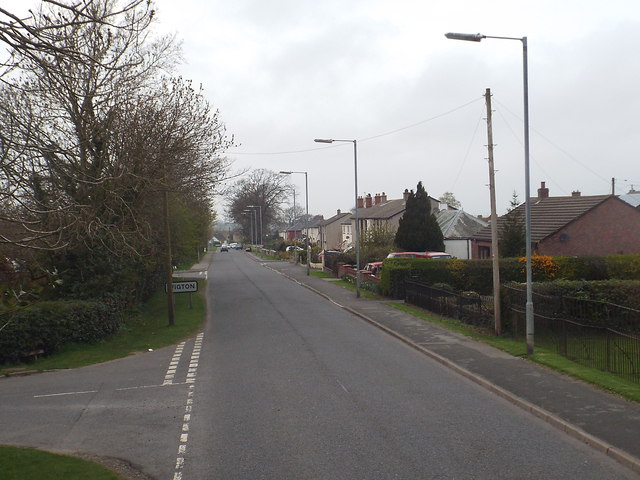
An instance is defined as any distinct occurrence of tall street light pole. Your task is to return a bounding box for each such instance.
[247,205,263,245]
[242,211,254,244]
[280,171,310,276]
[445,31,534,353]
[243,209,258,244]
[314,139,360,298]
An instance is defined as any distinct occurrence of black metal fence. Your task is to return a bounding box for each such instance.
[405,280,494,330]
[404,279,640,384]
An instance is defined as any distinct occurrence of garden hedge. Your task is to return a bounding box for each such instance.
[379,254,640,299]
[0,300,124,364]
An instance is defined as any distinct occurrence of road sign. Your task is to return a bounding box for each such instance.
[166,281,198,293]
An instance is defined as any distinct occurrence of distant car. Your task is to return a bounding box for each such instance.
[220,245,228,252]
[286,245,304,252]
[386,251,452,259]
[245,246,252,252]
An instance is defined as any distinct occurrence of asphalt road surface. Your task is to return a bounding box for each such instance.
[0,250,638,479]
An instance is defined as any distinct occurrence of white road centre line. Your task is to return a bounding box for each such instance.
[34,390,98,398]
[171,332,204,480]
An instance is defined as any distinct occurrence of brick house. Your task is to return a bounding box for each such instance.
[474,182,640,257]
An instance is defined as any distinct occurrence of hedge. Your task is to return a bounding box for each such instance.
[379,254,640,299]
[0,300,124,364]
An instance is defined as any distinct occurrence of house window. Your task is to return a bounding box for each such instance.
[478,246,491,259]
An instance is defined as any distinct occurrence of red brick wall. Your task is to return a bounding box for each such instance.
[537,198,640,256]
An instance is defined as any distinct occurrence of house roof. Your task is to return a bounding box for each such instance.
[286,215,324,232]
[352,198,406,220]
[619,193,640,208]
[321,211,351,226]
[475,194,614,242]
[436,209,488,239]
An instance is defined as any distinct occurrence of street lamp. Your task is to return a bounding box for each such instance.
[280,171,310,276]
[314,139,360,298]
[241,211,254,244]
[247,205,263,245]
[445,31,534,353]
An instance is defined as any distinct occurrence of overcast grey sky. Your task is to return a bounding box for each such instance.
[7,1,640,219]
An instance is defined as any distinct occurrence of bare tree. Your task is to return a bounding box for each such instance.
[0,0,184,252]
[227,169,292,240]
[0,0,157,79]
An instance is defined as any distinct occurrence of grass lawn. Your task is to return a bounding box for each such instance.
[389,302,640,404]
[0,446,126,480]
[1,285,206,372]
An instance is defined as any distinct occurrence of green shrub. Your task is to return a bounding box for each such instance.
[380,254,640,300]
[0,301,123,364]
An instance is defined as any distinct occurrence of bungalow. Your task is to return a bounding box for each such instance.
[436,209,488,259]
[474,182,640,257]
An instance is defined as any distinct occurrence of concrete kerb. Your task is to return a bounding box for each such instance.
[266,263,640,475]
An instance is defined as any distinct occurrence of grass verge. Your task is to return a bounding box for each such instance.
[334,279,381,300]
[0,446,126,480]
[388,302,640,404]
[309,270,336,279]
[1,285,206,373]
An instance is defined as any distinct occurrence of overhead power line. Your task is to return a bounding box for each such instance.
[228,97,483,155]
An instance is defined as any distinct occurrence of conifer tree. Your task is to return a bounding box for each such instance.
[395,182,445,251]
[499,191,526,257]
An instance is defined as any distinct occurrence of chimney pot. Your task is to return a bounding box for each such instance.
[538,181,549,199]
[403,189,410,201]
[374,193,381,205]
[357,196,364,209]
[572,190,581,197]
[365,193,373,208]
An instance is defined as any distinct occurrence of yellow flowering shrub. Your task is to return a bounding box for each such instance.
[519,254,558,281]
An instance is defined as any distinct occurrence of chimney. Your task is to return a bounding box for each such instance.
[337,209,341,215]
[403,189,410,201]
[357,196,364,209]
[538,181,549,199]
[374,193,381,205]
[381,192,387,203]
[572,190,581,197]
[365,193,373,208]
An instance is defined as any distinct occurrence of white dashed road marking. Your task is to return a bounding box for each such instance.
[172,332,204,480]
[164,341,186,385]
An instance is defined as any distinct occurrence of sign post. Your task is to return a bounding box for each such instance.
[166,281,198,309]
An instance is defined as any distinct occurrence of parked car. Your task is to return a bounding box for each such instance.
[363,261,383,276]
[386,251,452,259]
[220,245,229,252]
[286,245,304,252]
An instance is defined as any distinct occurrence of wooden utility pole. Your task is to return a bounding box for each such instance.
[485,88,501,335]
[162,161,175,326]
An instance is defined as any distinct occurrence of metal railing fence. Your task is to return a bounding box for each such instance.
[404,279,640,384]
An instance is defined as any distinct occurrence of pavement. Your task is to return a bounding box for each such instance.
[256,257,640,476]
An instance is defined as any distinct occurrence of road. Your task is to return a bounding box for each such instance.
[0,250,637,479]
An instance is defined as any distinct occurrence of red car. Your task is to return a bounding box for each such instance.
[386,251,452,259]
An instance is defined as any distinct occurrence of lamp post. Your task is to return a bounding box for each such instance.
[280,171,310,276]
[247,205,263,245]
[445,31,534,353]
[241,211,253,244]
[314,139,360,298]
